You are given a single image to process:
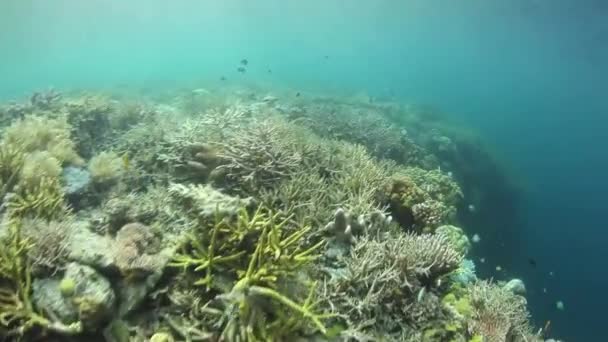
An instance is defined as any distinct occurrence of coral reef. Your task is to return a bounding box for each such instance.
[0,88,548,341]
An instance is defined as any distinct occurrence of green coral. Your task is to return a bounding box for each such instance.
[170,206,329,339]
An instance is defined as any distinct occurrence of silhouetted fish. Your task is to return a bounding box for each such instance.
[268,69,272,73]
[528,258,537,267]
[296,92,300,97]
[240,59,248,65]
[324,55,329,59]
[237,67,246,73]
[220,76,226,81]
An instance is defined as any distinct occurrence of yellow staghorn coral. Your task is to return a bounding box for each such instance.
[170,205,329,340]
[6,177,69,221]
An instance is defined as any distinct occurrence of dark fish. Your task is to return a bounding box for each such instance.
[240,59,248,65]
[268,69,272,73]
[295,92,300,97]
[324,55,329,59]
[237,67,246,73]
[528,258,537,267]
[220,76,226,81]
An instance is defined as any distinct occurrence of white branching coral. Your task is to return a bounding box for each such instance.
[21,218,72,275]
[214,118,303,193]
[321,231,464,338]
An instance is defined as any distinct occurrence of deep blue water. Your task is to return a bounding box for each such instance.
[1,1,607,340]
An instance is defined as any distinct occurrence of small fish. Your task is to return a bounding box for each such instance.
[267,69,272,73]
[556,300,565,311]
[417,287,426,302]
[468,204,476,213]
[240,58,248,65]
[324,55,329,59]
[495,265,502,272]
[220,76,226,81]
[549,271,554,277]
[542,287,547,293]
[296,92,300,97]
[237,67,246,73]
[528,258,537,267]
[543,320,551,338]
[480,257,486,263]
[472,234,481,243]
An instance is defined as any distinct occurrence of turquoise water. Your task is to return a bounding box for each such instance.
[1,1,607,340]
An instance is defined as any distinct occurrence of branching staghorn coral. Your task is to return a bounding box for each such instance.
[293,102,411,162]
[467,280,531,342]
[0,219,83,339]
[169,205,329,340]
[6,177,70,221]
[20,218,72,276]
[324,142,393,217]
[260,171,333,227]
[213,118,304,194]
[321,231,463,339]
